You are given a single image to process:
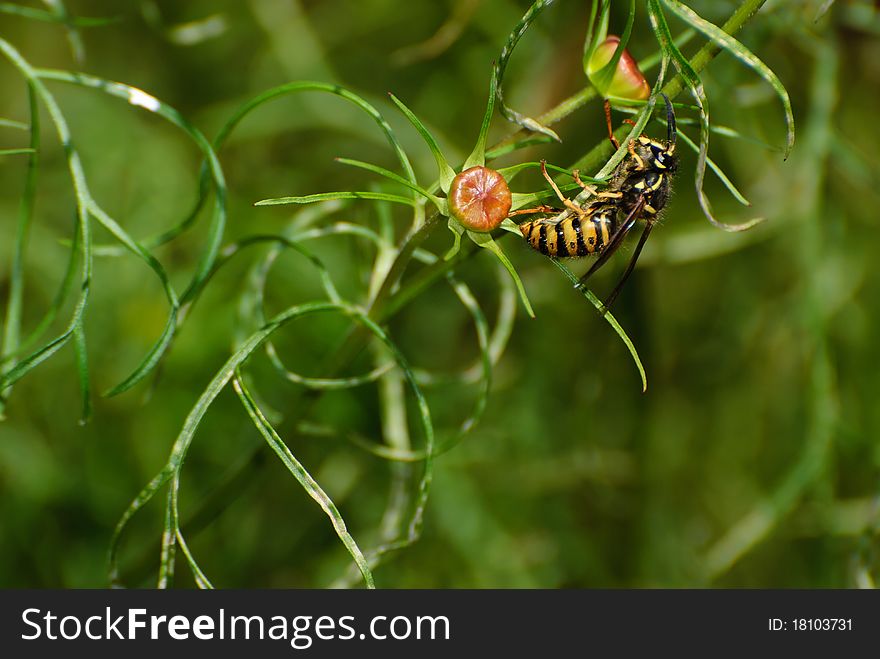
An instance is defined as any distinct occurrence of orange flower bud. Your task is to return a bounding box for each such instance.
[448,166,512,232]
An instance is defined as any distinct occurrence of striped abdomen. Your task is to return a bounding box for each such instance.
[519,206,617,257]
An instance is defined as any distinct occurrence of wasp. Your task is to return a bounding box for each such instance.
[515,94,679,308]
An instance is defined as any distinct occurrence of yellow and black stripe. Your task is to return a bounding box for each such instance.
[519,206,616,258]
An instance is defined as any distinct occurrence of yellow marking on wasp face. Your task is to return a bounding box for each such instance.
[634,180,645,190]
[655,160,667,169]
[649,173,664,191]
[644,203,657,214]
[638,136,651,146]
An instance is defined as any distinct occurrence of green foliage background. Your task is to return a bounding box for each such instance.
[1,0,879,588]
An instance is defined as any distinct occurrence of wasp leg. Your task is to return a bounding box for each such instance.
[540,159,568,203]
[572,170,595,192]
[539,160,591,218]
[602,216,656,310]
[604,99,620,150]
[573,170,622,201]
[507,204,559,217]
[575,198,646,289]
[627,140,646,170]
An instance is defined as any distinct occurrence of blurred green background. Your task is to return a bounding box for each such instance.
[1,0,879,588]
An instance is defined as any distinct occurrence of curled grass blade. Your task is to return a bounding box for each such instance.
[0,212,79,368]
[233,374,374,588]
[388,92,456,191]
[494,0,560,141]
[1,82,39,419]
[33,68,229,391]
[0,147,36,156]
[34,69,228,306]
[676,128,752,207]
[661,0,794,159]
[90,82,406,254]
[0,40,92,413]
[110,301,434,589]
[549,259,647,392]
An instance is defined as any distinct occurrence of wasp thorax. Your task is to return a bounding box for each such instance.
[449,166,512,232]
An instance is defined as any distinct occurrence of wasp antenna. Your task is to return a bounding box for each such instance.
[661,93,676,148]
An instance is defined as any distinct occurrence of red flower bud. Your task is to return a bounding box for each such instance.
[448,166,512,232]
[587,36,650,101]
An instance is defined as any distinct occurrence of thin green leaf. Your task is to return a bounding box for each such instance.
[463,65,499,170]
[497,161,600,183]
[0,117,29,130]
[648,1,762,232]
[445,219,465,260]
[175,528,213,589]
[510,181,583,211]
[72,323,90,423]
[582,0,610,74]
[233,375,375,588]
[1,82,39,419]
[103,311,178,397]
[494,0,560,141]
[158,488,176,588]
[550,259,647,392]
[111,301,435,589]
[255,191,418,207]
[466,231,535,318]
[676,129,752,207]
[661,0,794,158]
[41,0,86,63]
[35,69,229,304]
[0,147,35,156]
[0,40,92,409]
[32,68,229,393]
[388,92,456,191]
[335,157,443,208]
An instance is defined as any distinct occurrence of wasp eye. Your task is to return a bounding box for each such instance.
[644,171,660,188]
